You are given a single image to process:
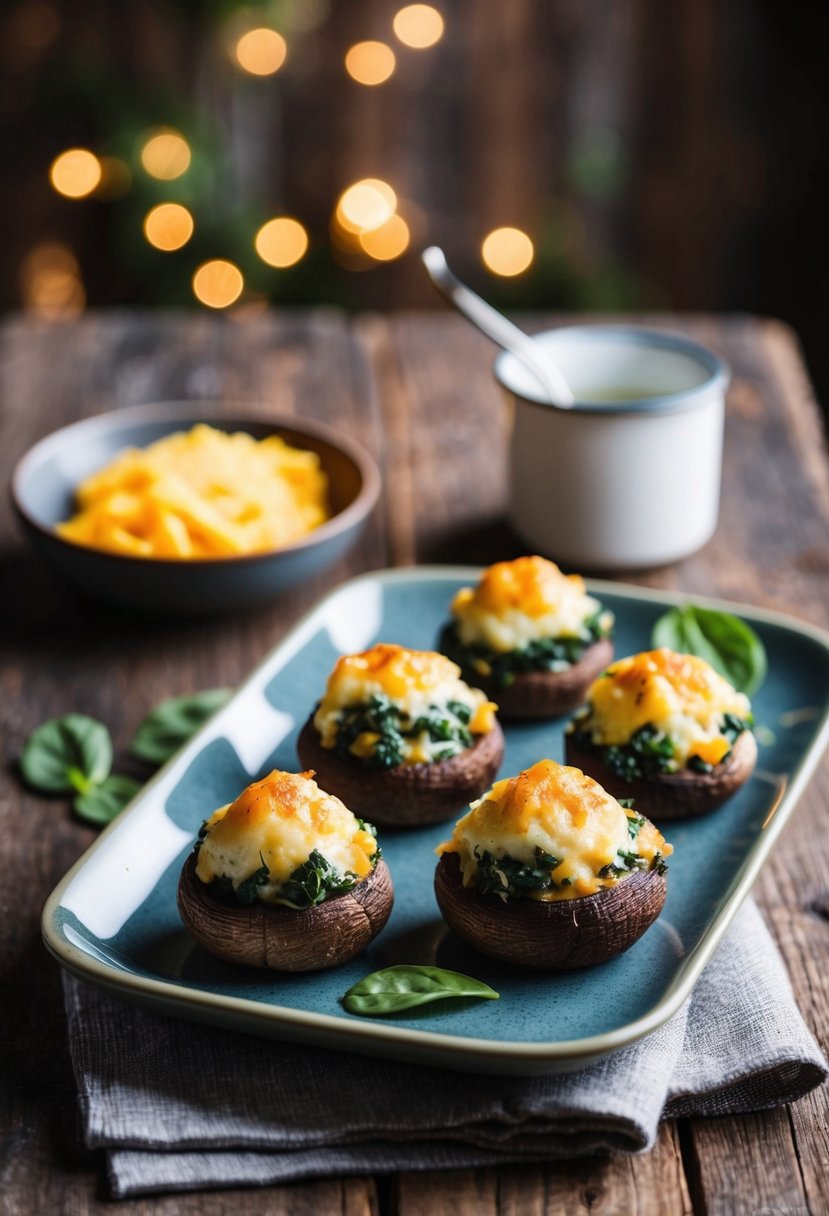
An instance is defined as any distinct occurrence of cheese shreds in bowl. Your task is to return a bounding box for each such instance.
[57,424,330,559]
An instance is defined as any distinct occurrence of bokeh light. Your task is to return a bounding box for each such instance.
[234,28,287,75]
[359,214,410,261]
[481,226,534,276]
[143,203,195,252]
[140,130,191,180]
[345,41,396,86]
[255,217,309,268]
[49,148,101,199]
[192,260,244,309]
[392,4,444,49]
[20,243,85,319]
[336,179,397,234]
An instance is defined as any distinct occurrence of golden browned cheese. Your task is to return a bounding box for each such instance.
[313,643,497,757]
[584,648,751,765]
[195,769,377,902]
[57,424,329,559]
[437,759,672,901]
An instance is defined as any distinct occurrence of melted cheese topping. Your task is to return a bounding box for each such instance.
[581,648,751,766]
[451,556,609,653]
[437,759,671,900]
[195,769,377,903]
[313,643,497,763]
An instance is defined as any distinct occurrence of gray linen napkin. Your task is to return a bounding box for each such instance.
[62,898,827,1199]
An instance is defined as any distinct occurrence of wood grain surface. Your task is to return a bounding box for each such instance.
[1,310,827,1215]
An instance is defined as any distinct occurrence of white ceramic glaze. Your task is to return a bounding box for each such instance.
[494,326,730,570]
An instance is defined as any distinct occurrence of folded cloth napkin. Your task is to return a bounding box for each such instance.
[63,898,827,1199]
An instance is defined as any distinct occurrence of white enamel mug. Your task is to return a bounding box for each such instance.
[494,325,730,570]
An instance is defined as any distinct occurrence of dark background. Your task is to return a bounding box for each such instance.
[2,0,828,406]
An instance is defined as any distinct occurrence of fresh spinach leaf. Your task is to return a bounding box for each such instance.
[472,847,563,901]
[342,966,500,1016]
[131,688,232,766]
[21,714,113,794]
[74,775,141,825]
[439,609,612,688]
[652,605,767,697]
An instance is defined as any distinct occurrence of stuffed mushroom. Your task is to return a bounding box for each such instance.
[564,648,757,820]
[177,769,393,971]
[434,758,672,969]
[296,642,505,827]
[438,556,614,719]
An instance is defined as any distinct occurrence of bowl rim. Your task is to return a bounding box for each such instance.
[10,400,382,567]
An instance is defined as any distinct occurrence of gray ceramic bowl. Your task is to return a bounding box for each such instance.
[11,402,381,614]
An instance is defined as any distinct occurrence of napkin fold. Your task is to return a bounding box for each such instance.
[63,898,827,1199]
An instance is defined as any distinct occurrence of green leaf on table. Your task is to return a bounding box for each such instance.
[74,775,142,825]
[130,688,232,765]
[341,966,500,1016]
[20,714,113,795]
[652,605,767,697]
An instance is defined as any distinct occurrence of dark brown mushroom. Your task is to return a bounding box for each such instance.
[177,853,394,971]
[434,852,666,970]
[460,636,614,720]
[296,717,505,828]
[564,729,758,821]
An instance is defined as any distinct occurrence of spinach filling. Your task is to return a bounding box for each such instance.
[469,811,666,902]
[331,693,475,769]
[197,822,380,909]
[438,607,611,688]
[569,711,754,781]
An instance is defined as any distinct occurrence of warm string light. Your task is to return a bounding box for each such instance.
[140,130,191,180]
[481,227,534,276]
[344,40,396,85]
[392,4,444,49]
[336,179,397,233]
[144,203,194,251]
[234,27,287,75]
[49,148,101,198]
[47,0,445,309]
[192,259,244,308]
[332,178,409,264]
[255,217,308,268]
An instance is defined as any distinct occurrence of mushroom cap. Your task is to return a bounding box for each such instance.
[434,852,666,970]
[564,729,758,821]
[296,716,505,828]
[177,853,394,971]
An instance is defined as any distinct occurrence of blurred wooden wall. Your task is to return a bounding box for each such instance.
[2,0,828,399]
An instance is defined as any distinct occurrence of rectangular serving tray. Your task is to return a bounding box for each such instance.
[42,567,829,1074]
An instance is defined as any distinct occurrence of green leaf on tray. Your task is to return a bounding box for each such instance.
[652,604,767,697]
[74,775,142,825]
[20,714,113,794]
[131,688,232,765]
[341,965,500,1016]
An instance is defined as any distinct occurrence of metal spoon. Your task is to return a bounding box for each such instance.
[421,245,575,408]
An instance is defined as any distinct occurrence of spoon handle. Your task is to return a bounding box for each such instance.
[421,246,575,407]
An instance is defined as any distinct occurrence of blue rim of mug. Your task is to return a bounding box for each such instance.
[493,324,731,416]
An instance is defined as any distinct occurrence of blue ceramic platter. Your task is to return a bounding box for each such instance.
[42,568,829,1074]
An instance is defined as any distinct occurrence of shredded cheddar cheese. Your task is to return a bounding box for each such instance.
[581,648,751,766]
[437,759,671,901]
[57,424,329,559]
[451,555,610,653]
[313,643,497,765]
[195,769,376,903]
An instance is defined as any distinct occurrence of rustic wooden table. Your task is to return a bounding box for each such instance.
[2,311,828,1215]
